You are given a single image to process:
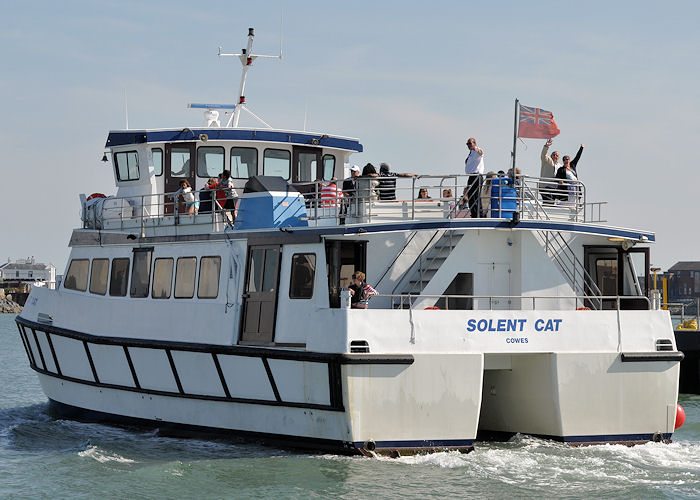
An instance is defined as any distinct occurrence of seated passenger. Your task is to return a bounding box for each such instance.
[417,188,431,199]
[349,271,378,309]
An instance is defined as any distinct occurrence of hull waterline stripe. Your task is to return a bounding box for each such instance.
[352,439,475,449]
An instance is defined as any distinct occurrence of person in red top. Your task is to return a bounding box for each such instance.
[320,177,343,206]
[349,271,377,309]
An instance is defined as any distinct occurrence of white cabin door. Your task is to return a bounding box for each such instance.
[478,262,511,310]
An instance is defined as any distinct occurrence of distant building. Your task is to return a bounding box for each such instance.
[0,256,56,288]
[666,261,700,315]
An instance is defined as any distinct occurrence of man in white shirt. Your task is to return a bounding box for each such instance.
[464,138,485,218]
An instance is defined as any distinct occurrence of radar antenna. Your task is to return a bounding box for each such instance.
[218,27,283,128]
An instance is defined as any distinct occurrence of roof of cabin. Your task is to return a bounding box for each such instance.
[105,128,363,152]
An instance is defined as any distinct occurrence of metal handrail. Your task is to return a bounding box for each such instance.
[81,173,605,231]
[379,293,650,311]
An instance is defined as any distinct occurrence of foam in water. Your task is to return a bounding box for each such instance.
[78,445,136,464]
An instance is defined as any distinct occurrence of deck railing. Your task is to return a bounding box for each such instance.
[80,173,606,232]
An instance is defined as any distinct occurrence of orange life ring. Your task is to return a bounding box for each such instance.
[577,307,591,310]
[87,193,107,201]
[425,306,440,310]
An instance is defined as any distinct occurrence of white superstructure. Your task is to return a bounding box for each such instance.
[15,29,683,455]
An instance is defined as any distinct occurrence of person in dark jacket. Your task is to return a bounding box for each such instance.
[377,162,416,201]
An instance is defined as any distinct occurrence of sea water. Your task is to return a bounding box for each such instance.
[1,314,698,499]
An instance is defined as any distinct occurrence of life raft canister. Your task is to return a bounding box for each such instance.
[87,193,107,201]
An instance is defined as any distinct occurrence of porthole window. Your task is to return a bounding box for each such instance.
[322,154,335,181]
[289,253,316,299]
[64,259,89,291]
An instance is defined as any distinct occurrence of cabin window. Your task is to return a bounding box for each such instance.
[64,259,89,291]
[89,258,109,295]
[170,147,192,177]
[231,147,258,178]
[130,249,153,298]
[114,151,140,181]
[289,253,316,299]
[263,149,291,179]
[322,154,335,181]
[152,148,163,176]
[109,258,130,296]
[174,257,197,298]
[152,258,174,299]
[198,256,221,299]
[596,258,618,296]
[197,146,225,178]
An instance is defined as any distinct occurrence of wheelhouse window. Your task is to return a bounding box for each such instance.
[296,152,318,182]
[322,154,335,181]
[152,148,163,176]
[109,258,130,297]
[152,258,174,299]
[197,146,225,178]
[174,257,197,298]
[198,256,221,299]
[64,259,89,291]
[89,258,109,295]
[289,253,316,299]
[231,147,258,178]
[596,258,618,296]
[263,149,291,179]
[170,147,192,177]
[130,249,153,298]
[114,151,140,181]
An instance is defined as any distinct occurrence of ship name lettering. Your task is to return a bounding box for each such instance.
[534,319,562,332]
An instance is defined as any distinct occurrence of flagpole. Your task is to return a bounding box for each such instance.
[511,98,519,179]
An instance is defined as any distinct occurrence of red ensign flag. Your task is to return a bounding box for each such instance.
[517,105,560,139]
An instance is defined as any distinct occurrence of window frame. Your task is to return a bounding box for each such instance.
[114,150,140,181]
[151,257,174,299]
[64,259,89,292]
[197,256,221,299]
[109,258,131,297]
[130,248,153,298]
[263,148,291,179]
[196,145,226,178]
[174,256,197,299]
[322,154,336,181]
[152,147,163,176]
[89,258,109,295]
[230,146,259,179]
[289,253,316,299]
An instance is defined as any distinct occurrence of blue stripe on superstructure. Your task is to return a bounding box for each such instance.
[105,129,363,152]
[188,103,237,109]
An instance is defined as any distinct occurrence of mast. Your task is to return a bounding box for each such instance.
[218,27,283,128]
[511,98,519,178]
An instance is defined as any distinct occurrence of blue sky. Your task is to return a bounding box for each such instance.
[1,0,699,271]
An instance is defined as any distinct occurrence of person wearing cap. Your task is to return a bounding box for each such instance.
[377,162,416,201]
[464,138,485,218]
[340,165,361,223]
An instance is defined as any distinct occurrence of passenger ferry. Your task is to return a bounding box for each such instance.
[15,29,685,455]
